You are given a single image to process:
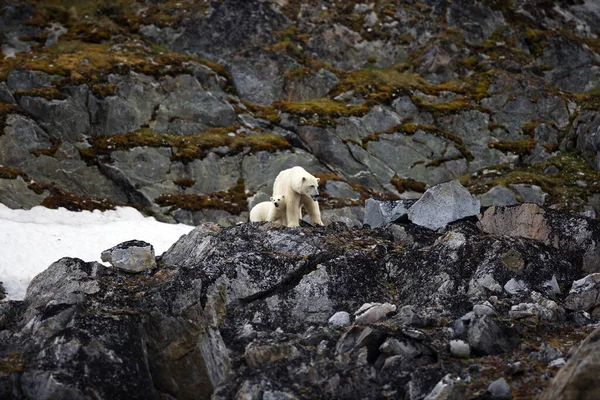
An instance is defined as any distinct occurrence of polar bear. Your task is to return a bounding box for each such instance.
[272,166,323,227]
[249,195,286,223]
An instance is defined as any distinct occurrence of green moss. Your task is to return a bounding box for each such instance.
[488,139,537,155]
[155,178,248,215]
[412,96,487,116]
[12,87,68,101]
[273,98,368,126]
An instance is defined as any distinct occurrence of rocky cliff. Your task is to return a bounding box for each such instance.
[1,200,600,399]
[1,0,599,225]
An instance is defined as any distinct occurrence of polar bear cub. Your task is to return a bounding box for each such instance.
[249,195,286,223]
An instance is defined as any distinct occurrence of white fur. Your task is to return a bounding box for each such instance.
[249,195,286,223]
[272,166,323,227]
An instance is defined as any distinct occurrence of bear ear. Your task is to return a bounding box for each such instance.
[281,195,285,198]
[316,178,320,183]
[270,197,274,201]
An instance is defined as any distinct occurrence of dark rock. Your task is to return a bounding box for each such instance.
[542,37,600,93]
[488,377,512,399]
[6,70,53,91]
[284,68,339,102]
[101,240,157,273]
[541,327,600,400]
[0,176,47,209]
[478,185,519,208]
[468,316,519,356]
[0,281,5,301]
[446,0,506,45]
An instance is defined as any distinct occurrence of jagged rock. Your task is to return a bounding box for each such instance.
[534,343,564,366]
[504,278,528,295]
[572,111,600,170]
[468,316,519,356]
[0,281,5,301]
[477,204,600,273]
[542,37,600,93]
[0,115,51,167]
[363,198,410,228]
[541,327,600,400]
[6,70,53,91]
[101,240,157,273]
[564,274,600,312]
[319,206,364,228]
[488,377,512,399]
[408,180,480,230]
[447,0,506,45]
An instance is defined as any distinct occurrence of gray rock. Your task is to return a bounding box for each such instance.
[541,327,600,399]
[17,85,90,142]
[0,176,47,209]
[449,340,470,358]
[468,316,518,355]
[6,70,52,91]
[363,198,410,228]
[408,180,480,230]
[564,273,600,311]
[152,74,236,133]
[354,302,396,325]
[319,206,364,228]
[324,180,360,200]
[488,377,511,399]
[328,311,350,327]
[510,184,547,205]
[504,278,529,295]
[0,114,51,167]
[473,303,496,317]
[284,68,339,102]
[391,96,419,121]
[535,343,563,365]
[478,185,518,208]
[542,37,600,93]
[101,240,157,273]
[44,22,67,47]
[0,81,15,103]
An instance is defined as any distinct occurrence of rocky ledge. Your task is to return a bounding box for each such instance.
[1,202,600,399]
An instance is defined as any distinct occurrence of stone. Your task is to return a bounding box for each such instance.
[363,198,410,228]
[324,180,360,200]
[0,176,47,209]
[535,343,563,365]
[478,185,518,208]
[488,377,511,399]
[354,302,396,324]
[564,274,600,311]
[504,278,529,295]
[541,328,600,399]
[423,374,466,400]
[319,207,364,228]
[468,316,518,355]
[408,180,480,230]
[509,184,547,206]
[328,311,350,327]
[449,340,470,358]
[473,303,496,317]
[101,240,157,273]
[284,68,339,102]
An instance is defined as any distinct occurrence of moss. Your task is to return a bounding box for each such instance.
[0,353,24,374]
[488,139,537,155]
[12,87,68,101]
[91,83,117,98]
[0,102,23,130]
[390,176,427,193]
[155,178,248,215]
[31,141,62,157]
[28,181,118,212]
[273,98,368,126]
[0,166,28,180]
[524,27,551,57]
[412,96,487,116]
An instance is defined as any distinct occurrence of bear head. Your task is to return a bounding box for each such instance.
[270,195,285,208]
[299,175,320,201]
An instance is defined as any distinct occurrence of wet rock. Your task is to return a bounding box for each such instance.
[101,240,157,273]
[363,198,410,228]
[541,327,600,400]
[408,180,480,230]
[488,377,512,399]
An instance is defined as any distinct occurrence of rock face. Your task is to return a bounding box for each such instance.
[0,0,599,224]
[101,240,157,273]
[1,205,600,399]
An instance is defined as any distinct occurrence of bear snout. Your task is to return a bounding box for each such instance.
[311,194,319,201]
